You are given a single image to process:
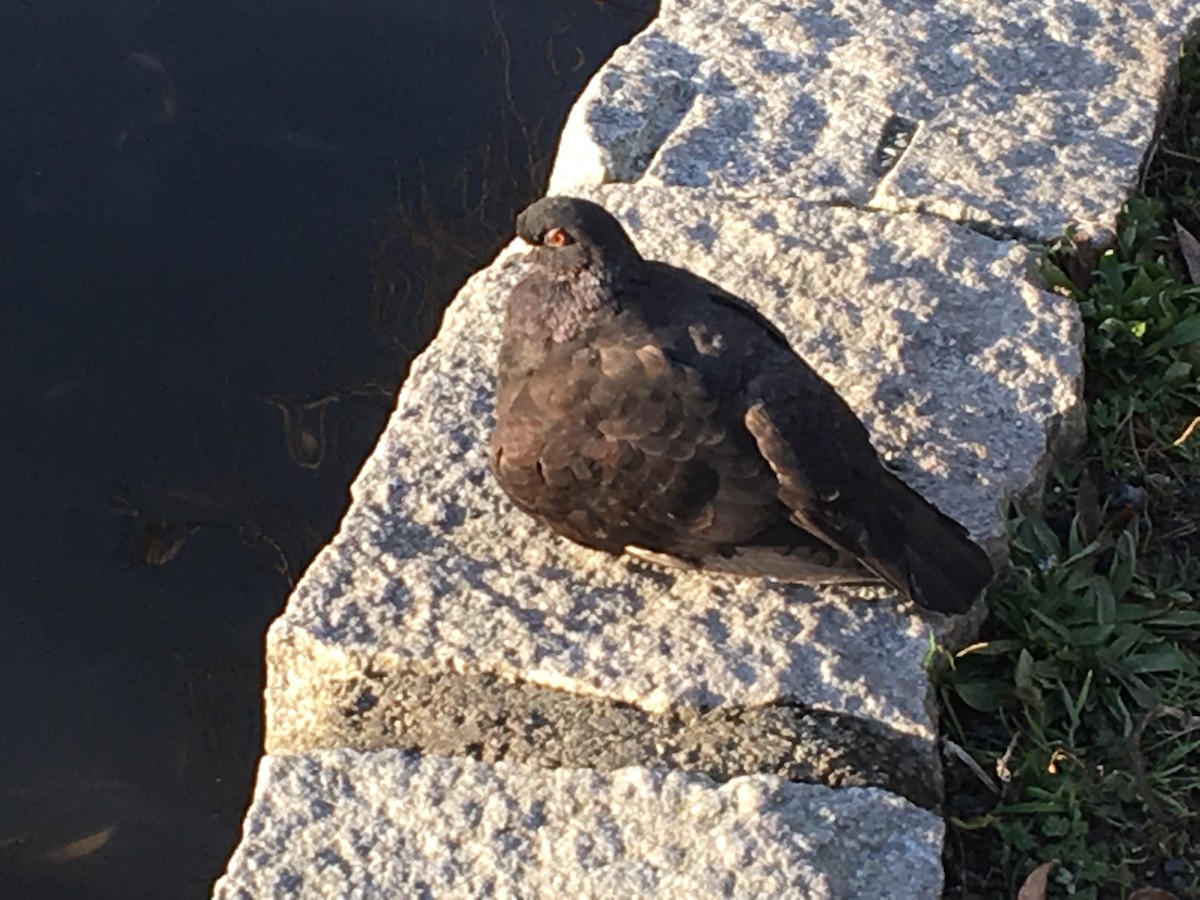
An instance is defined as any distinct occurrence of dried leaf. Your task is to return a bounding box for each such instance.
[1174,415,1200,447]
[39,825,115,863]
[1127,889,1179,900]
[941,738,999,794]
[1017,861,1055,900]
[1175,219,1200,284]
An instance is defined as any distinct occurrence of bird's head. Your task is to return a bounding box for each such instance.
[516,196,643,281]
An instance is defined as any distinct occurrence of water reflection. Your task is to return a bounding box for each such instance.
[0,1,656,896]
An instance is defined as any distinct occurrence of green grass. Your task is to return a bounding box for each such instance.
[936,41,1200,900]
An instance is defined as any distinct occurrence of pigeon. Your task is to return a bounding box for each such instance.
[490,196,993,614]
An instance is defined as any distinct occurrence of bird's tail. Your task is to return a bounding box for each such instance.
[872,477,994,614]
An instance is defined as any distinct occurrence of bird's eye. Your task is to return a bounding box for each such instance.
[544,227,574,247]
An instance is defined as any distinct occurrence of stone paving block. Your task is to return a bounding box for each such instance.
[549,0,1197,241]
[214,751,944,900]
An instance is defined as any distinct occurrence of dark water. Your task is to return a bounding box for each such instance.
[0,1,655,896]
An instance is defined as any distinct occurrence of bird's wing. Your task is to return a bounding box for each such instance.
[741,367,916,591]
[630,263,929,585]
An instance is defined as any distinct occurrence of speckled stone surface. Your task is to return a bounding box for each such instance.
[214,751,944,899]
[549,0,1196,241]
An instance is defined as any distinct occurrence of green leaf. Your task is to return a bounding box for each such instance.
[1148,610,1200,627]
[1041,815,1072,837]
[1091,580,1117,626]
[1113,604,1159,623]
[1014,649,1043,705]
[1063,564,1099,593]
[1033,657,1071,682]
[1015,515,1063,562]
[1071,669,1094,723]
[995,801,1067,815]
[1164,358,1196,382]
[1068,623,1116,646]
[1031,608,1074,642]
[954,681,1007,712]
[1039,260,1080,296]
[1125,647,1193,674]
[1102,623,1148,661]
[1099,687,1134,736]
[1155,313,1200,348]
[1107,531,1136,599]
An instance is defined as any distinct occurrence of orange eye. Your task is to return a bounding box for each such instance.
[544,227,573,247]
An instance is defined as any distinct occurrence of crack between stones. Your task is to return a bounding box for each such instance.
[600,171,1052,247]
[591,90,1054,247]
[277,666,944,811]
